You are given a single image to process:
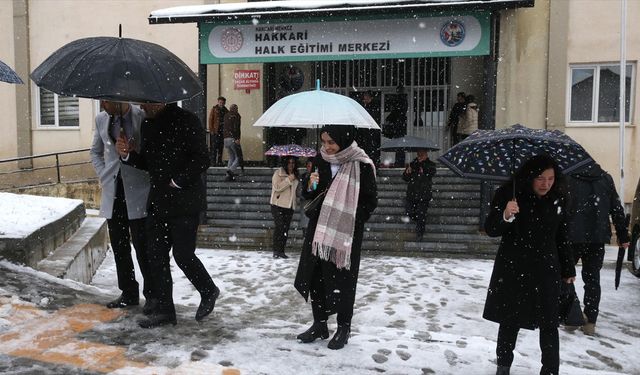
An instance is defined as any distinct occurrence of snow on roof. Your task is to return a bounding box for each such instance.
[150,0,532,21]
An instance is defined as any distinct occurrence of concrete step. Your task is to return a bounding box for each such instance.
[0,203,86,267]
[36,216,109,284]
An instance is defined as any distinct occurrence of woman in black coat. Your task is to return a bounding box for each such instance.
[483,154,576,375]
[294,125,377,350]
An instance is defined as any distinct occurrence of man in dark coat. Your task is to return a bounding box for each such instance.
[484,155,576,375]
[446,92,466,145]
[117,103,220,328]
[402,149,436,240]
[208,96,228,166]
[382,85,407,167]
[566,163,630,335]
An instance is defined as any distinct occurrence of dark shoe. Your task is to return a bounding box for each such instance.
[273,252,289,259]
[106,294,139,308]
[496,365,510,375]
[327,324,350,350]
[195,286,220,321]
[142,298,159,316]
[540,367,558,375]
[138,313,177,328]
[297,321,329,343]
[225,170,235,181]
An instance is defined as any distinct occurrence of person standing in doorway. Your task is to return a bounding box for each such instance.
[566,162,629,335]
[117,103,220,328]
[402,149,437,241]
[208,96,228,166]
[356,90,381,166]
[383,85,407,167]
[90,101,153,311]
[456,94,478,142]
[446,92,466,145]
[223,104,242,181]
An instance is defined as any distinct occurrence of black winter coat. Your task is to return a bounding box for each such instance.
[483,184,576,330]
[294,156,377,314]
[566,166,629,244]
[127,104,210,218]
[402,158,436,202]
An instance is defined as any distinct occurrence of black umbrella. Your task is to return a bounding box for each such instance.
[615,214,630,290]
[379,135,440,152]
[0,60,23,84]
[31,36,201,103]
[438,124,593,182]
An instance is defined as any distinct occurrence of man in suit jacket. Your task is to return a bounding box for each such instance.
[118,103,220,328]
[90,101,152,310]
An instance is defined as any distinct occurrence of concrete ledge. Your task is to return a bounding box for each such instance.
[0,203,85,267]
[37,217,108,284]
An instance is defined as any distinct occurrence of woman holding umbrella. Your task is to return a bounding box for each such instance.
[270,156,299,259]
[294,125,377,350]
[483,154,576,375]
[402,148,437,241]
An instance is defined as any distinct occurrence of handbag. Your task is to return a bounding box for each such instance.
[559,282,585,326]
[303,189,327,217]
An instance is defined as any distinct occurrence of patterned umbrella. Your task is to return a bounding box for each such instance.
[0,60,23,84]
[437,124,593,181]
[265,144,317,158]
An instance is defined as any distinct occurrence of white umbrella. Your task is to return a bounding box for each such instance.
[253,81,380,129]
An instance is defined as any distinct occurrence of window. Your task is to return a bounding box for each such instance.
[569,63,634,123]
[38,87,79,127]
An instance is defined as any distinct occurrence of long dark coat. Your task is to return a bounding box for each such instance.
[483,184,576,329]
[566,165,629,244]
[294,156,377,315]
[127,104,210,218]
[402,158,436,203]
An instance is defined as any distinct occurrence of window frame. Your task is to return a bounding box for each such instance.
[35,86,80,129]
[567,62,636,126]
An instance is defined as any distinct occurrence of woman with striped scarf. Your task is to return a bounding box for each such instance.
[294,125,378,350]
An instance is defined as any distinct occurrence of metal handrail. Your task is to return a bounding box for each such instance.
[0,148,92,186]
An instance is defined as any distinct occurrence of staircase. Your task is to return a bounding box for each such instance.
[199,167,499,257]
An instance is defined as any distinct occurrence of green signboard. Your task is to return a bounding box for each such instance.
[199,11,490,64]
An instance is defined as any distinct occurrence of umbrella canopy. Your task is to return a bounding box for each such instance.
[0,60,23,84]
[379,135,440,152]
[437,124,594,182]
[253,85,379,129]
[31,37,201,103]
[265,144,317,158]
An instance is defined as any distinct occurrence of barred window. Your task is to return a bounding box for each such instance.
[38,87,79,127]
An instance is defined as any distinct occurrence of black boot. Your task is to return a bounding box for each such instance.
[142,298,159,315]
[297,321,329,343]
[196,286,220,321]
[106,293,139,308]
[327,325,350,350]
[273,252,289,259]
[138,313,177,328]
[496,365,510,375]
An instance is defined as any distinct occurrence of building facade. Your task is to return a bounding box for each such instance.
[0,0,638,203]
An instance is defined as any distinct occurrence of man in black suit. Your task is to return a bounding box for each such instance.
[117,103,220,328]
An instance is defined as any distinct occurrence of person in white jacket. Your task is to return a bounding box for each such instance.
[270,156,299,258]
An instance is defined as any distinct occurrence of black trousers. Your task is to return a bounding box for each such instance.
[497,324,559,374]
[210,133,224,165]
[406,198,429,236]
[309,261,354,326]
[572,243,605,323]
[106,176,152,299]
[146,212,216,316]
[271,205,294,254]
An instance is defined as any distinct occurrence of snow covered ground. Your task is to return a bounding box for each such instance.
[0,192,82,238]
[88,247,640,375]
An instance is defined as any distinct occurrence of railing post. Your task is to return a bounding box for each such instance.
[55,154,61,183]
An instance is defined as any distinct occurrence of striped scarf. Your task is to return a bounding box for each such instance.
[312,141,375,269]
